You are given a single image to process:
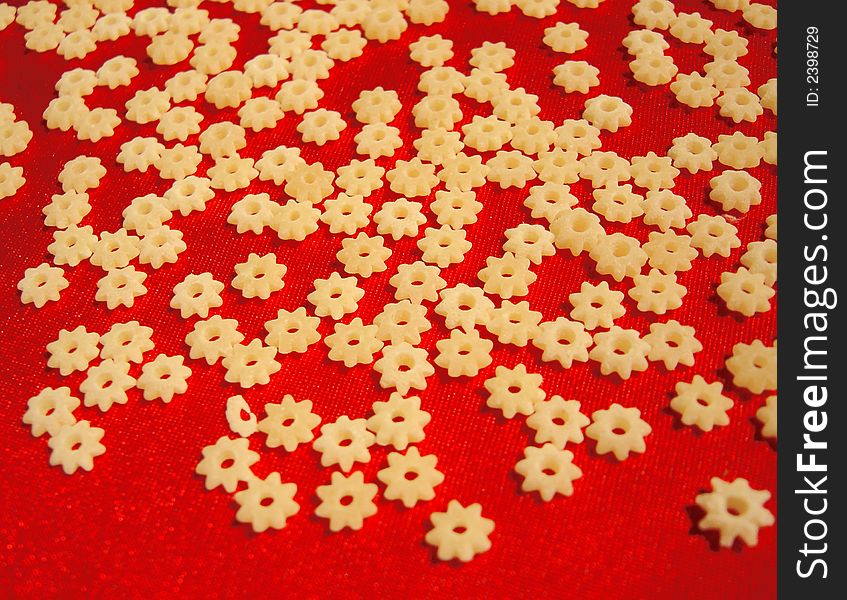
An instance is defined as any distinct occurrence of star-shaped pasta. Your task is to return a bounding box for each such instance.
[195,436,259,493]
[378,447,444,507]
[221,339,281,388]
[484,364,545,418]
[46,326,100,375]
[315,471,378,532]
[232,253,287,300]
[171,272,224,318]
[425,500,494,562]
[585,403,652,461]
[234,472,299,533]
[515,444,583,501]
[374,342,435,395]
[670,375,734,432]
[47,420,106,475]
[136,354,192,403]
[695,477,774,548]
[258,395,321,452]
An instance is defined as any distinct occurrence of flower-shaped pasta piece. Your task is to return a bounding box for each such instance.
[740,239,777,286]
[90,229,140,270]
[492,87,540,123]
[629,52,677,86]
[579,151,630,188]
[590,323,651,377]
[568,281,625,330]
[695,477,774,548]
[0,120,32,157]
[758,78,777,115]
[670,72,720,108]
[414,128,464,165]
[122,194,172,234]
[156,144,202,180]
[628,269,686,314]
[185,315,243,365]
[313,416,375,472]
[713,131,762,169]
[374,342,434,395]
[700,61,749,97]
[48,225,97,267]
[23,387,80,438]
[550,207,605,255]
[760,132,777,166]
[234,472,299,533]
[592,184,644,223]
[434,328,493,378]
[511,118,557,156]
[308,272,365,319]
[171,272,224,318]
[196,436,259,493]
[478,253,536,299]
[645,320,702,370]
[426,500,494,562]
[276,79,324,114]
[322,27,367,61]
[641,189,692,231]
[244,53,289,87]
[503,223,556,265]
[270,200,321,242]
[554,119,602,156]
[485,300,542,347]
[431,190,483,228]
[298,109,347,146]
[756,396,777,440]
[373,301,432,345]
[46,326,99,376]
[228,193,276,235]
[315,471,378,532]
[366,392,431,450]
[469,41,515,71]
[204,70,252,109]
[42,191,90,229]
[255,145,304,184]
[335,159,385,197]
[413,94,462,130]
[258,395,321,451]
[117,137,165,173]
[80,359,135,411]
[553,60,600,93]
[717,268,774,316]
[337,232,392,278]
[543,22,589,53]
[686,214,740,258]
[47,420,106,475]
[532,318,593,368]
[484,364,545,418]
[208,156,258,192]
[386,157,439,198]
[232,253,286,300]
[361,3,407,42]
[669,11,713,43]
[463,68,509,102]
[352,87,402,124]
[417,226,471,268]
[622,28,669,55]
[632,0,676,29]
[42,96,87,132]
[222,340,281,388]
[325,318,384,367]
[59,155,106,194]
[355,123,403,158]
[438,153,489,191]
[321,194,372,235]
[238,97,284,132]
[100,320,153,364]
[670,375,733,431]
[58,29,97,60]
[165,69,208,102]
[461,115,512,153]
[629,152,679,190]
[588,232,648,281]
[283,162,334,204]
[525,183,579,223]
[136,354,191,403]
[147,31,193,65]
[486,150,537,189]
[515,444,583,501]
[96,56,139,89]
[668,133,716,174]
[138,226,186,269]
[583,95,632,132]
[95,267,148,310]
[643,230,697,274]
[378,446,443,507]
[526,396,590,448]
[409,34,454,67]
[585,403,652,460]
[717,87,763,124]
[726,339,776,394]
[390,261,446,304]
[263,307,320,355]
[704,28,748,60]
[191,42,237,75]
[709,170,762,213]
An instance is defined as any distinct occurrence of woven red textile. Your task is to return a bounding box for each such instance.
[0,0,777,597]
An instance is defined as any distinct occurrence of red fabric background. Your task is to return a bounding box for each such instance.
[0,0,777,598]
